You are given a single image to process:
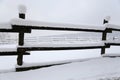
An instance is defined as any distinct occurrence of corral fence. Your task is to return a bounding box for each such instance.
[0,5,120,71]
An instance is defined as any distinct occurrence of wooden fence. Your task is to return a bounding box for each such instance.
[0,6,120,70]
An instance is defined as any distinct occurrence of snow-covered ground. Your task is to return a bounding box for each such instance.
[0,25,120,79]
[0,49,101,72]
[1,56,120,80]
[0,39,120,79]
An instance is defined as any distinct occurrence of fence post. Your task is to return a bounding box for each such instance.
[18,5,26,45]
[101,16,111,55]
[17,5,26,66]
[19,32,24,46]
[101,31,107,55]
[17,48,25,66]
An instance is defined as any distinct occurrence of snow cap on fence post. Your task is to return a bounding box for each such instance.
[18,5,26,19]
[103,16,111,24]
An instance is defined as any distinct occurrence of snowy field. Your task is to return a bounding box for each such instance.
[0,46,120,80]
[1,56,120,80]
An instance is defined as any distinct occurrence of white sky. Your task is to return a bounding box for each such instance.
[0,0,120,25]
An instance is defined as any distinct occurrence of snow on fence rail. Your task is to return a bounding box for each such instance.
[11,18,106,32]
[0,5,120,70]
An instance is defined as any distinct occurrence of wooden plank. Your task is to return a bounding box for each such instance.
[106,43,120,46]
[107,28,120,31]
[18,46,107,51]
[0,52,30,56]
[12,25,31,33]
[0,29,18,32]
[0,25,113,33]
[29,26,105,32]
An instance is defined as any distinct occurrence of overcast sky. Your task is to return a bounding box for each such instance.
[0,0,120,25]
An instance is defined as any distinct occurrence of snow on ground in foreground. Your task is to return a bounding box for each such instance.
[0,46,119,73]
[1,57,120,80]
[0,49,101,72]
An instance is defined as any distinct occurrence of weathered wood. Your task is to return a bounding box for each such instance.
[103,19,108,24]
[101,31,107,55]
[18,12,26,46]
[19,32,24,46]
[106,43,120,46]
[30,26,105,32]
[18,45,109,51]
[102,31,107,40]
[17,53,23,66]
[101,18,109,55]
[19,13,25,19]
[0,29,17,32]
[101,47,106,55]
[17,49,25,66]
[0,52,30,56]
[16,11,26,66]
[107,28,120,32]
[12,25,31,33]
